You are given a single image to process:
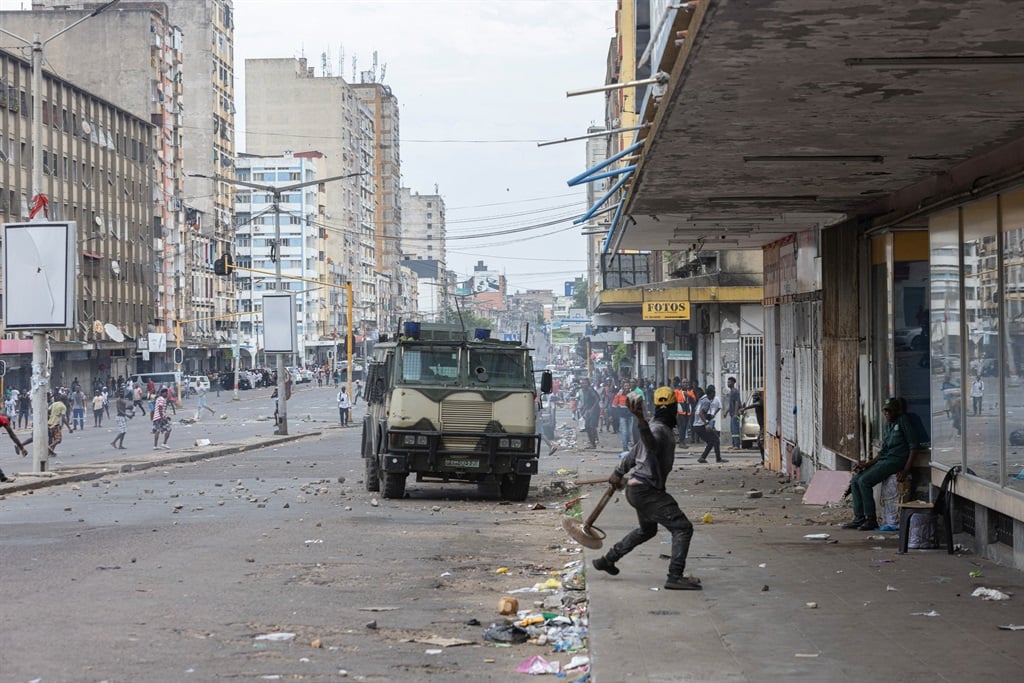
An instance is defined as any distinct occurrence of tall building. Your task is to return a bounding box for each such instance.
[233,152,328,366]
[23,0,239,372]
[0,46,156,388]
[352,81,401,332]
[398,188,446,269]
[245,58,376,336]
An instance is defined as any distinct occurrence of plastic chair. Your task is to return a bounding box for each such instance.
[897,465,960,555]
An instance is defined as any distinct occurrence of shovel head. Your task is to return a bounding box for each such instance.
[562,517,606,549]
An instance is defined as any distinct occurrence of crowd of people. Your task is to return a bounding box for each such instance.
[546,370,751,458]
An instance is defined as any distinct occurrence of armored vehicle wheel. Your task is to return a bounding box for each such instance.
[499,473,531,501]
[382,471,406,499]
[363,422,380,492]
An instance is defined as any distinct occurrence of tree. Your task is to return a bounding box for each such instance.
[571,277,588,310]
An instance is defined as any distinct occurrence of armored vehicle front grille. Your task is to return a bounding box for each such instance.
[441,399,493,451]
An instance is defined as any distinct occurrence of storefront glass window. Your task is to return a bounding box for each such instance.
[892,232,931,445]
[929,210,963,469]
[962,199,1000,485]
[1001,189,1024,491]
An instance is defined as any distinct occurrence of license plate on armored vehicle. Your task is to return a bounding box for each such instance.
[445,458,480,469]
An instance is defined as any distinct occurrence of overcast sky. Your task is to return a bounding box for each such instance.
[0,0,615,293]
[232,0,614,294]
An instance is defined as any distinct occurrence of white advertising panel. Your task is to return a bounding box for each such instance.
[2,221,77,329]
[263,293,297,354]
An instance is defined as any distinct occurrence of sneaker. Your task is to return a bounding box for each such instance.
[591,556,620,576]
[696,458,707,464]
[840,517,866,529]
[153,446,160,450]
[716,458,729,463]
[160,444,171,450]
[664,575,702,590]
[858,518,879,531]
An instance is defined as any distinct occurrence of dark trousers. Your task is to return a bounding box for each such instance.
[695,425,720,461]
[677,413,690,443]
[851,460,903,519]
[606,484,694,579]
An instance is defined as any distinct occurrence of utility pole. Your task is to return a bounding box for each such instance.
[196,170,365,435]
[0,0,122,472]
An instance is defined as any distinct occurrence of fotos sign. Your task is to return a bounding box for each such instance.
[642,301,690,320]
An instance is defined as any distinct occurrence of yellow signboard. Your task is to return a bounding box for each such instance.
[642,301,690,320]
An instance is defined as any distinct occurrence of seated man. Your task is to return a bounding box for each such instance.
[842,397,921,531]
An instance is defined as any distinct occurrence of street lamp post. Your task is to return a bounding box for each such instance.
[193,170,364,435]
[0,0,121,472]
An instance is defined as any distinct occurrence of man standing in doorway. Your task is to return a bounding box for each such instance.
[725,377,742,449]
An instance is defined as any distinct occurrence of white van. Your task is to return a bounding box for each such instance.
[128,372,181,392]
[185,375,211,393]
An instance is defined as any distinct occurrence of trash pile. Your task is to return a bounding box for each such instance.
[483,558,591,679]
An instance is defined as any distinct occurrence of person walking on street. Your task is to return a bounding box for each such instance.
[841,398,921,531]
[194,386,215,422]
[111,391,130,450]
[132,384,147,416]
[70,386,86,431]
[0,413,29,482]
[102,386,111,419]
[970,375,984,416]
[613,386,630,450]
[726,377,742,448]
[92,390,105,428]
[337,386,352,426]
[591,387,701,590]
[693,384,725,463]
[152,388,172,450]
[16,388,31,430]
[580,379,601,448]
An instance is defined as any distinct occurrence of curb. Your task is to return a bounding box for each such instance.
[0,430,323,494]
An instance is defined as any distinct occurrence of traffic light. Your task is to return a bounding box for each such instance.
[214,253,233,276]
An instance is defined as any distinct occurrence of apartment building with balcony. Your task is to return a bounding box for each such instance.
[0,46,156,388]
[22,0,239,371]
[245,57,376,334]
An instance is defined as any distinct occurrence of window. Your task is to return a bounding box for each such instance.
[468,349,530,388]
[401,347,460,382]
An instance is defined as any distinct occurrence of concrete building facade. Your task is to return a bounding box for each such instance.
[594,0,1024,571]
[245,58,376,335]
[398,188,446,270]
[232,152,327,367]
[23,0,239,372]
[0,47,156,389]
[352,81,401,334]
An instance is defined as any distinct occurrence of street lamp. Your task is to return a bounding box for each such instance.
[192,170,364,435]
[0,0,121,472]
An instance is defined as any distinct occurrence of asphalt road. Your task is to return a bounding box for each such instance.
[0,413,587,682]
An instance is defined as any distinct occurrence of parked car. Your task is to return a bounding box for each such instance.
[185,375,211,394]
[895,327,927,351]
[740,389,764,449]
[220,374,252,391]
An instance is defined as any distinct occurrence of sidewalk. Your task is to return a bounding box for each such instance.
[576,446,1024,683]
